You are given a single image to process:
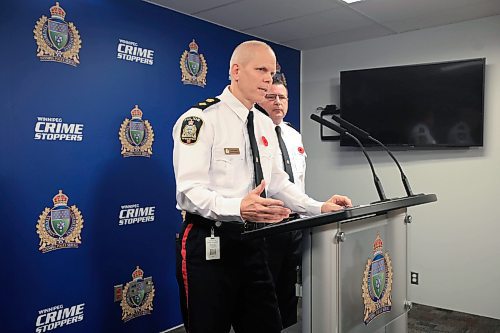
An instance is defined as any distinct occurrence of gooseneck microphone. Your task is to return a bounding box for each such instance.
[330,113,414,196]
[311,114,387,202]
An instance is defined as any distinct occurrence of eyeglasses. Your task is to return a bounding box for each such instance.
[265,94,288,101]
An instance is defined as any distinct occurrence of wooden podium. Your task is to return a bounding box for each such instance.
[242,194,437,333]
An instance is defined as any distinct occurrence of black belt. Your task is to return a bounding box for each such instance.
[184,212,301,233]
[184,212,271,234]
[185,212,244,233]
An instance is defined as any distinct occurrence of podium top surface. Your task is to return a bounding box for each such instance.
[241,193,437,239]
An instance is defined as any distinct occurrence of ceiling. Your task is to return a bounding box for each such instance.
[146,0,500,50]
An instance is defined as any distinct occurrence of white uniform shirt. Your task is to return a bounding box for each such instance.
[275,122,307,193]
[172,87,322,222]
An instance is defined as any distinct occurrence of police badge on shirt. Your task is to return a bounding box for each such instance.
[180,116,203,144]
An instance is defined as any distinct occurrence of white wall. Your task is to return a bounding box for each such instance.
[302,15,500,320]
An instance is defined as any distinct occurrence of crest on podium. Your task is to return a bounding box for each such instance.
[362,233,393,324]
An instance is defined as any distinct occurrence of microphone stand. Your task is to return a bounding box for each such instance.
[330,113,415,196]
[311,114,387,202]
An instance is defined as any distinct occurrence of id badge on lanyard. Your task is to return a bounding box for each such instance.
[206,226,220,260]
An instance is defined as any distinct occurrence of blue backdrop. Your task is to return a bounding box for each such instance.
[0,0,300,331]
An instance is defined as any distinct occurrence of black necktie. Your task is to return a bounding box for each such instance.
[246,111,266,198]
[275,126,294,183]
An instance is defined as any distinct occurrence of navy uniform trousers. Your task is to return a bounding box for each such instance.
[266,228,302,329]
[176,213,282,333]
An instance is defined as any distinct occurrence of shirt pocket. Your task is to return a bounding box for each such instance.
[292,150,307,176]
[259,148,274,183]
[212,149,244,188]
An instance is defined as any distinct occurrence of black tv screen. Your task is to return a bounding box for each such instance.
[340,58,485,148]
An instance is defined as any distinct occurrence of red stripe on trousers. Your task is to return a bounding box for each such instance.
[181,223,194,308]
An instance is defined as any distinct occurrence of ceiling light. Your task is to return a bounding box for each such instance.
[342,0,365,3]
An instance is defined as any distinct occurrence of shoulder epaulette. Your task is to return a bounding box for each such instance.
[284,121,297,130]
[192,97,220,110]
[254,103,269,116]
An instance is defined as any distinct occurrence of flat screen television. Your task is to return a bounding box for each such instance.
[340,58,485,148]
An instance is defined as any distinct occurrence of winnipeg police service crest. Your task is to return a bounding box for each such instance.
[180,116,203,145]
[33,2,82,67]
[362,233,393,325]
[180,39,208,87]
[36,190,84,253]
[119,105,154,157]
[114,266,155,322]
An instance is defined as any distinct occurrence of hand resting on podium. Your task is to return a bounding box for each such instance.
[321,195,352,213]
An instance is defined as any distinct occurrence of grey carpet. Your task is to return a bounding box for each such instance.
[408,303,500,333]
[168,302,500,332]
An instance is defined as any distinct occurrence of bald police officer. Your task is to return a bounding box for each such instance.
[173,40,352,333]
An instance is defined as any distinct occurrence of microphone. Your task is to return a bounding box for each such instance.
[330,112,414,196]
[310,114,387,202]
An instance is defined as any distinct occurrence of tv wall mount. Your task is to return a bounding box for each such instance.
[316,105,341,141]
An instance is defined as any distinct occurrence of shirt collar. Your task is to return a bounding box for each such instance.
[275,121,285,132]
[219,86,251,122]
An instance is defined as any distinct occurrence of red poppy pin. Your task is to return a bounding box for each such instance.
[261,136,268,146]
[298,147,305,154]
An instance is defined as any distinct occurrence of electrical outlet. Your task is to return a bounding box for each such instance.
[410,272,419,285]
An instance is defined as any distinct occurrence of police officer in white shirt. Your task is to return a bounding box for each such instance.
[256,78,306,329]
[173,40,352,333]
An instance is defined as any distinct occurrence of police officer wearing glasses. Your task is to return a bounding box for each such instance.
[257,77,306,329]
